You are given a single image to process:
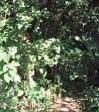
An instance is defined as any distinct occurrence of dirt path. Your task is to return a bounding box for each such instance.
[52,96,82,112]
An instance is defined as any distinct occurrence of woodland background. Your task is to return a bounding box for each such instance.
[0,0,99,112]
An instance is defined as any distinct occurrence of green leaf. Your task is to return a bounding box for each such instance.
[75,36,80,41]
[18,24,23,30]
[8,47,17,58]
[4,73,11,83]
[17,90,24,97]
[95,53,99,57]
[2,52,10,63]
[13,75,21,82]
[3,65,8,72]
[11,96,18,105]
[0,52,4,61]
[43,55,49,61]
[0,19,7,28]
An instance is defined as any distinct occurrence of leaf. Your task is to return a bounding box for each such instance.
[17,90,24,97]
[2,52,10,63]
[18,24,23,30]
[11,61,20,67]
[4,73,11,83]
[95,53,99,57]
[75,48,81,54]
[8,47,17,58]
[0,52,4,61]
[39,68,44,74]
[43,55,49,61]
[9,70,15,77]
[55,47,60,54]
[12,96,18,105]
[3,65,8,72]
[13,75,21,82]
[75,36,80,41]
[0,19,7,28]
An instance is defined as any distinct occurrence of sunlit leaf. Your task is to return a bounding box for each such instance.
[13,75,21,82]
[2,52,10,63]
[4,73,11,83]
[17,90,24,97]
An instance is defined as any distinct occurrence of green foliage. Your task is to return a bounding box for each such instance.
[0,0,99,111]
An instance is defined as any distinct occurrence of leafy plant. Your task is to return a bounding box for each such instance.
[0,0,99,111]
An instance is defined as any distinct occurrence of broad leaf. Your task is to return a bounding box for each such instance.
[4,73,11,83]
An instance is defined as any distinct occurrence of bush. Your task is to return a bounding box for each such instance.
[0,0,99,111]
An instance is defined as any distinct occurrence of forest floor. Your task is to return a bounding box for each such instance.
[51,96,82,112]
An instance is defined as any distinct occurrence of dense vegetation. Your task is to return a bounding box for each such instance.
[0,0,99,111]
